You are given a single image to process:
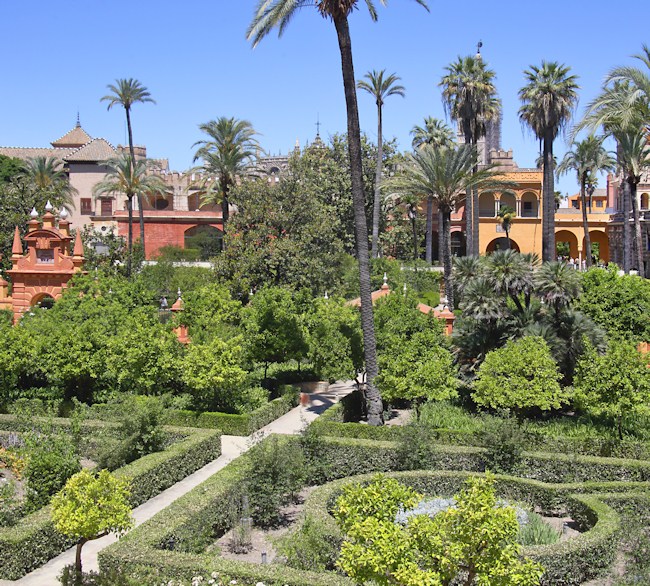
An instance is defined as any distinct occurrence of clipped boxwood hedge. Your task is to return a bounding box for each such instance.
[89,385,300,436]
[0,424,221,580]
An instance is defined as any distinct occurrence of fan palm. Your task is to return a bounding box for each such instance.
[101,79,156,246]
[191,117,260,235]
[19,156,77,209]
[557,136,616,268]
[483,249,530,313]
[410,117,454,264]
[248,0,429,427]
[496,204,515,250]
[440,54,500,256]
[534,261,581,317]
[518,62,579,262]
[93,154,169,277]
[452,254,483,304]
[386,144,515,309]
[358,69,405,258]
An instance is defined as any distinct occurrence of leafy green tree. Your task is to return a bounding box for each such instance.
[51,469,133,575]
[574,339,650,439]
[557,136,616,268]
[0,154,23,183]
[473,336,566,413]
[519,62,579,262]
[18,156,77,210]
[440,53,499,256]
[577,265,650,341]
[336,474,543,586]
[304,296,363,382]
[190,117,260,234]
[243,287,308,378]
[358,69,405,258]
[248,0,429,426]
[93,154,169,276]
[101,78,156,245]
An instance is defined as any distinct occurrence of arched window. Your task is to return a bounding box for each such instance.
[184,225,224,260]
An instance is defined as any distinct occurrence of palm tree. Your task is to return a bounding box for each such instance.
[496,204,515,250]
[557,136,616,268]
[440,54,500,256]
[93,153,169,277]
[606,44,650,132]
[19,156,77,209]
[357,70,405,258]
[386,144,515,310]
[101,79,156,246]
[191,117,260,236]
[534,261,581,319]
[519,62,579,262]
[248,0,429,427]
[410,117,454,264]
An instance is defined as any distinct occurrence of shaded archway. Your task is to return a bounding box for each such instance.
[184,225,224,260]
[499,192,517,213]
[641,192,649,211]
[521,192,539,218]
[479,192,496,217]
[450,231,466,257]
[31,293,55,309]
[584,230,610,263]
[486,237,520,253]
[555,230,579,260]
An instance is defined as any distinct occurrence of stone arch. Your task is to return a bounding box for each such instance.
[184,225,224,260]
[31,292,56,309]
[641,192,649,210]
[499,192,517,213]
[486,237,520,253]
[555,230,579,260]
[479,192,496,217]
[584,230,610,263]
[521,192,539,218]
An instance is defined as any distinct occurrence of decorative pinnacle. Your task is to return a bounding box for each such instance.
[45,200,53,212]
[476,40,483,60]
[383,272,388,285]
[324,291,329,299]
[59,207,69,220]
[177,288,182,299]
[30,207,39,219]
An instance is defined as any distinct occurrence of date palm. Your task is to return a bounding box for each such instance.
[606,44,650,131]
[440,54,499,256]
[19,156,77,210]
[557,136,615,268]
[358,69,405,258]
[410,117,454,264]
[93,153,169,277]
[101,79,156,247]
[496,205,515,251]
[248,0,429,426]
[191,117,260,236]
[386,144,515,310]
[519,62,579,262]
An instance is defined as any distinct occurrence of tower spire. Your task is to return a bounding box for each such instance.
[476,40,483,60]
[76,110,80,128]
[315,113,321,137]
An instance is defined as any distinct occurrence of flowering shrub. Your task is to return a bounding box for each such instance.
[161,574,288,586]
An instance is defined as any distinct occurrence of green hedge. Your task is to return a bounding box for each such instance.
[89,386,300,436]
[0,424,221,580]
[99,436,353,586]
[291,470,631,585]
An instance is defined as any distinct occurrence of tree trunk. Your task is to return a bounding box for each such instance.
[630,179,644,275]
[125,107,146,250]
[580,174,592,268]
[441,206,454,309]
[333,15,382,425]
[75,538,87,576]
[471,138,480,257]
[126,195,133,278]
[463,127,474,257]
[542,130,556,262]
[425,195,433,264]
[622,179,632,273]
[505,227,511,250]
[437,207,444,263]
[371,102,383,258]
[411,214,418,265]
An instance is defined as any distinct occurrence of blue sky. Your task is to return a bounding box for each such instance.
[1,0,646,197]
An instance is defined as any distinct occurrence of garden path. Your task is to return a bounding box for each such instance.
[0,380,355,586]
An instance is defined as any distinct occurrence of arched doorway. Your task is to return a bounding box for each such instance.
[555,230,579,260]
[184,225,224,260]
[486,237,521,253]
[479,192,496,217]
[584,230,610,263]
[450,231,466,257]
[31,293,55,309]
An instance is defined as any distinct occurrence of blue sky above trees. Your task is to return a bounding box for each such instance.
[1,0,645,197]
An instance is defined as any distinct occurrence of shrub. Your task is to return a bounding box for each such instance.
[480,417,526,474]
[246,436,306,527]
[276,515,341,572]
[473,336,567,413]
[0,481,22,527]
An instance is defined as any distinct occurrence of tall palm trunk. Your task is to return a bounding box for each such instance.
[410,214,418,264]
[125,107,145,248]
[425,196,433,263]
[580,173,592,268]
[371,101,383,257]
[333,14,382,426]
[630,179,644,275]
[126,195,133,277]
[437,208,444,263]
[462,125,474,256]
[471,138,480,256]
[440,206,454,309]
[542,130,556,262]
[621,179,632,273]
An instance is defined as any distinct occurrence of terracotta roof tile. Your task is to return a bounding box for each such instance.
[51,125,93,148]
[64,138,116,162]
[0,147,74,161]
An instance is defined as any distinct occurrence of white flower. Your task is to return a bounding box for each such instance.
[230,581,237,585]
[211,573,219,579]
[256,583,266,586]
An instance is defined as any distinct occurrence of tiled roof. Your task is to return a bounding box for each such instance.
[51,125,93,148]
[64,138,116,162]
[0,147,74,161]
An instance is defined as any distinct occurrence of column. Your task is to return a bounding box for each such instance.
[516,199,521,217]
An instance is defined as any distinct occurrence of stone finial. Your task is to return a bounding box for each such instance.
[30,207,38,219]
[59,207,69,220]
[73,230,84,258]
[11,227,23,256]
[381,272,389,291]
[45,200,54,212]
